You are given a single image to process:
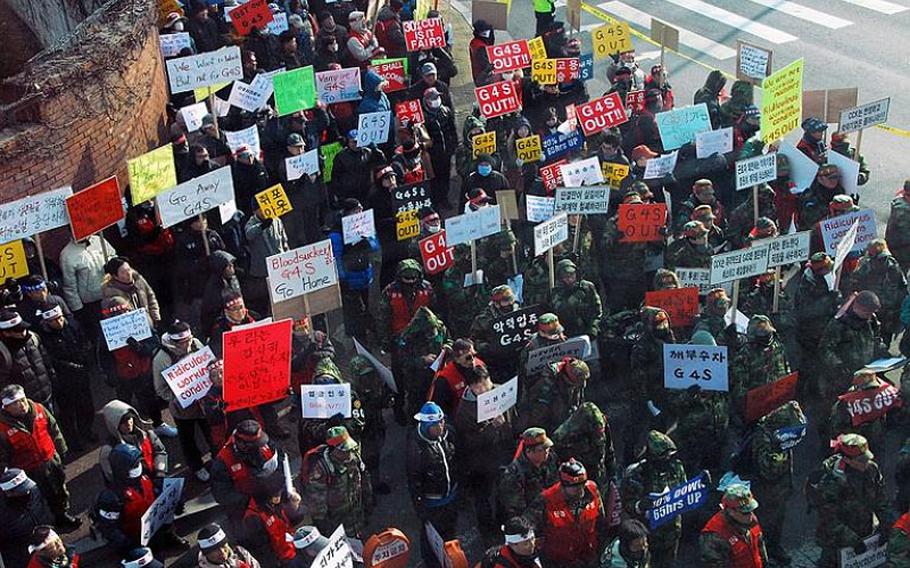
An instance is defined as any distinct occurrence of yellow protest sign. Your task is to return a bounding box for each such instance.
[128,144,177,205]
[515,135,542,162]
[531,59,557,85]
[592,22,632,60]
[760,58,804,143]
[0,240,28,285]
[194,83,230,103]
[528,36,547,62]
[396,210,420,241]
[602,162,631,188]
[472,131,497,158]
[255,184,294,218]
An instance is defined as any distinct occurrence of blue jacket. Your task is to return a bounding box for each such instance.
[329,229,379,290]
[357,70,391,115]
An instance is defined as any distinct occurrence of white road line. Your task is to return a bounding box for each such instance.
[661,0,799,44]
[744,0,852,28]
[836,0,908,14]
[595,1,738,60]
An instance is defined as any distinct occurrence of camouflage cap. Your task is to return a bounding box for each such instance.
[646,430,677,458]
[746,314,775,338]
[721,484,759,514]
[691,204,715,221]
[521,427,554,449]
[809,252,833,272]
[833,433,873,462]
[852,368,879,387]
[396,258,423,279]
[640,306,669,328]
[555,258,577,276]
[750,217,777,237]
[560,357,590,385]
[622,192,644,205]
[760,400,805,431]
[705,288,730,311]
[326,426,358,451]
[349,355,375,376]
[683,220,708,238]
[490,285,515,303]
[538,313,563,337]
[558,458,587,485]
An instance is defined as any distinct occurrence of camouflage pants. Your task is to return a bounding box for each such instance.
[753,480,790,552]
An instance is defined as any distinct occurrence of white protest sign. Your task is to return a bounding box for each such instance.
[444,206,501,246]
[156,166,235,228]
[724,308,750,334]
[777,142,819,194]
[159,32,193,58]
[533,212,569,256]
[663,344,729,392]
[179,101,209,132]
[554,186,610,215]
[734,153,776,191]
[267,239,337,303]
[737,42,772,82]
[165,46,243,94]
[477,376,518,422]
[301,383,352,418]
[676,268,731,296]
[353,337,396,392]
[838,98,890,134]
[839,534,886,568]
[525,335,591,375]
[559,156,604,187]
[266,11,289,34]
[315,67,362,104]
[314,525,355,568]
[526,195,555,222]
[0,187,73,244]
[643,151,679,179]
[833,218,859,275]
[356,111,392,147]
[826,150,861,195]
[765,230,811,268]
[695,127,733,159]
[655,103,712,150]
[283,453,294,496]
[140,477,184,545]
[219,199,238,224]
[342,209,377,244]
[228,79,270,112]
[224,125,262,159]
[285,149,320,181]
[162,346,216,408]
[709,245,771,285]
[820,208,876,256]
[425,522,451,568]
[101,308,152,351]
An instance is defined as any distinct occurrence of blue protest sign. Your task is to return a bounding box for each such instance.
[646,473,709,530]
[774,424,806,450]
[655,103,712,150]
[542,130,584,161]
[579,53,594,82]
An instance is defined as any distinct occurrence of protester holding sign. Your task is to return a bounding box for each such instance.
[730,315,790,414]
[699,483,767,568]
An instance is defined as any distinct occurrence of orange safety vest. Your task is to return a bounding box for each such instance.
[540,481,602,565]
[244,499,296,563]
[702,511,764,568]
[0,403,57,470]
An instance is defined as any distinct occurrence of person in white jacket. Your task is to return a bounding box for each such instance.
[59,234,116,336]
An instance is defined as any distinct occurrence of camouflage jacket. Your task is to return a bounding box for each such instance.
[787,268,839,340]
[599,215,649,284]
[552,402,617,484]
[819,313,887,382]
[550,280,603,338]
[521,256,552,308]
[850,254,907,312]
[886,198,910,265]
[519,368,585,434]
[302,446,373,535]
[730,338,790,405]
[622,458,687,526]
[664,238,712,270]
[815,454,891,548]
[497,452,561,521]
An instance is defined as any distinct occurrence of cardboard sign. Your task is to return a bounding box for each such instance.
[526,196,555,223]
[487,40,531,73]
[445,206,501,246]
[472,131,497,158]
[396,211,420,241]
[315,67,362,104]
[541,130,583,161]
[709,245,771,285]
[165,46,243,94]
[559,156,604,187]
[839,534,887,568]
[353,338,397,393]
[357,111,392,147]
[0,241,28,285]
[321,142,343,182]
[395,99,425,127]
[101,308,153,351]
[472,0,509,29]
[419,230,455,275]
[655,103,712,150]
[643,151,679,179]
[285,149,320,181]
[531,59,556,85]
[475,81,521,119]
[626,90,646,113]
[765,231,811,267]
[491,306,540,351]
[342,209,377,244]
[224,125,262,160]
[695,128,733,159]
[525,335,591,375]
[554,186,609,215]
[128,144,177,205]
[267,239,337,303]
[0,187,73,245]
[663,344,729,392]
[838,97,890,133]
[230,0,273,35]
[736,41,772,84]
[577,93,627,136]
[776,142,819,194]
[540,160,568,191]
[803,88,858,124]
[826,151,861,195]
[301,383,352,418]
[515,135,542,162]
[566,0,581,31]
[477,376,518,422]
[617,203,667,243]
[272,65,317,116]
[734,153,777,191]
[646,473,709,530]
[498,189,520,222]
[533,212,569,256]
[160,32,193,58]
[744,372,798,422]
[528,36,547,61]
[840,383,902,426]
[555,58,580,83]
[162,346,216,409]
[370,59,408,92]
[650,18,679,50]
[820,208,876,256]
[66,177,124,241]
[644,288,699,327]
[222,318,292,411]
[403,18,446,51]
[271,283,342,321]
[255,184,293,218]
[179,101,208,133]
[592,21,632,59]
[140,477,184,546]
[156,166,234,228]
[760,58,804,143]
[602,162,630,189]
[314,525,355,568]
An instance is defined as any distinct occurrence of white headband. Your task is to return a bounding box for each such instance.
[504,530,535,544]
[167,329,192,342]
[0,314,23,329]
[286,529,321,549]
[199,529,227,549]
[2,392,25,406]
[41,306,63,320]
[0,469,27,491]
[28,530,58,554]
[121,549,155,567]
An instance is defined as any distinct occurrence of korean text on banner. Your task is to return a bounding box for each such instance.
[156,166,234,228]
[710,245,771,285]
[655,104,711,151]
[0,241,28,285]
[576,93,627,136]
[646,474,709,530]
[267,239,337,303]
[555,58,581,83]
[357,111,392,147]
[839,382,902,427]
[626,90,646,113]
[128,144,178,205]
[165,46,243,94]
[0,187,73,245]
[403,18,446,52]
[528,36,547,61]
[370,58,407,92]
[395,99,425,127]
[342,210,377,244]
[301,383,352,419]
[734,153,777,191]
[477,376,518,422]
[663,344,729,392]
[554,187,609,215]
[539,160,567,191]
[820,208,876,256]
[472,131,497,158]
[285,149,320,181]
[695,128,733,159]
[445,206,501,246]
[353,338,397,393]
[162,346,216,408]
[475,81,521,119]
[491,306,540,351]
[745,372,798,422]
[420,230,455,275]
[159,32,192,58]
[272,65,316,116]
[736,41,772,83]
[533,212,569,256]
[140,478,184,546]
[314,525,355,568]
[487,40,531,73]
[392,182,433,217]
[255,184,293,219]
[224,125,262,159]
[643,151,679,179]
[315,67,362,104]
[766,231,811,267]
[223,319,293,411]
[515,135,542,162]
[602,162,630,189]
[592,22,632,59]
[579,53,594,81]
[839,534,887,568]
[559,156,604,187]
[838,98,890,133]
[760,58,804,143]
[644,288,699,327]
[617,203,667,242]
[66,177,125,241]
[525,335,591,375]
[526,196,555,223]
[230,0,273,35]
[101,308,153,351]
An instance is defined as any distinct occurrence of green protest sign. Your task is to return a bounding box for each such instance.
[321,142,343,183]
[272,66,316,116]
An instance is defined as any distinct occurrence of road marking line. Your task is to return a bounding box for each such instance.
[836,0,908,14]
[743,0,852,28]
[660,0,799,43]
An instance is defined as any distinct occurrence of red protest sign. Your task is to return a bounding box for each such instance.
[555,58,580,83]
[838,383,902,426]
[577,93,628,136]
[370,59,407,92]
[540,159,568,192]
[230,0,274,35]
[66,176,124,241]
[644,288,700,327]
[626,90,646,112]
[403,18,446,52]
[395,99,425,127]
[744,372,798,423]
[419,230,455,275]
[223,319,293,411]
[475,80,521,119]
[486,40,531,73]
[617,203,667,242]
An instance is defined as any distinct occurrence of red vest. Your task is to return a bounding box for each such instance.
[431,358,486,415]
[894,512,910,536]
[0,403,57,470]
[348,29,376,67]
[388,286,433,336]
[112,346,152,380]
[217,438,276,497]
[540,481,602,565]
[138,434,154,473]
[121,476,157,541]
[244,500,296,562]
[702,511,764,568]
[27,553,79,568]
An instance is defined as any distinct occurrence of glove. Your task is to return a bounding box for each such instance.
[126,336,139,349]
[853,540,867,555]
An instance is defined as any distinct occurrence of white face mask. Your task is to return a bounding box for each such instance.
[427,98,441,109]
[426,222,441,233]
[173,21,184,31]
[128,463,143,479]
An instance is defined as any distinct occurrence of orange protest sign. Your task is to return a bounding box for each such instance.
[66,176,125,241]
[617,203,667,242]
[223,319,293,411]
[230,0,274,35]
[644,287,699,327]
[744,372,798,423]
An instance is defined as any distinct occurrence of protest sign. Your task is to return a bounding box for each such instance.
[156,166,234,228]
[541,130,583,161]
[0,187,73,245]
[255,184,293,219]
[487,39,531,73]
[838,97,890,133]
[0,241,28,285]
[162,346,216,408]
[617,203,667,243]
[577,93,627,136]
[224,125,262,159]
[820,208,876,256]
[272,65,316,115]
[515,135,542,162]
[392,181,432,218]
[533,212,569,256]
[101,308,152,351]
[472,131,497,158]
[526,196,555,223]
[285,149,320,181]
[695,127,733,159]
[646,473,709,530]
[419,230,455,275]
[475,81,521,119]
[353,338,397,393]
[734,153,777,191]
[396,211,420,241]
[370,58,408,92]
[760,58,804,143]
[626,90,646,113]
[566,0,580,31]
[663,344,729,392]
[301,383,352,419]
[140,478,184,546]
[655,104,711,150]
[271,283,342,320]
[776,142,819,194]
[765,231,811,267]
[223,318,292,410]
[775,424,806,450]
[342,209,376,244]
[66,177,124,241]
[736,41,772,84]
[230,0,272,35]
[314,525,355,568]
[159,32,192,58]
[826,150,861,195]
[472,0,509,29]
[498,190,519,222]
[166,46,243,94]
[266,11,288,34]
[525,335,591,375]
[554,187,609,215]
[357,111,392,147]
[128,144,178,205]
[403,18,446,51]
[675,268,731,296]
[555,58,580,83]
[559,156,604,187]
[710,245,771,284]
[643,151,679,179]
[179,101,208,132]
[803,87,858,123]
[477,376,518,422]
[321,142,343,182]
[395,99,425,127]
[540,160,567,191]
[839,382,902,427]
[524,36,546,62]
[839,534,887,568]
[650,18,679,51]
[315,67,362,104]
[445,206,501,246]
[491,306,540,351]
[592,21,632,59]
[644,288,699,327]
[425,522,451,568]
[579,53,594,81]
[744,372,799,422]
[267,239,337,303]
[601,162,630,189]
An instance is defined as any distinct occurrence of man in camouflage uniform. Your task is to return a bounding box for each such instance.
[622,431,687,568]
[480,230,521,289]
[301,425,373,538]
[673,179,726,236]
[664,221,712,270]
[520,253,552,309]
[552,401,617,487]
[726,184,776,250]
[550,259,603,340]
[398,306,452,418]
[730,315,790,417]
[692,288,739,347]
[692,204,726,251]
[700,484,768,568]
[297,359,366,456]
[599,193,651,312]
[441,243,488,337]
[519,357,589,434]
[518,313,566,390]
[798,163,846,231]
[827,369,897,458]
[349,355,391,494]
[849,238,907,344]
[497,427,560,522]
[885,180,910,272]
[470,285,524,381]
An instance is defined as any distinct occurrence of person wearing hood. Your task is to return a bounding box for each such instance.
[332,128,387,206]
[479,516,542,568]
[455,115,493,186]
[552,401,617,490]
[550,258,603,339]
[463,152,509,208]
[187,1,225,53]
[399,306,452,417]
[25,526,80,568]
[469,20,496,86]
[101,257,161,329]
[243,198,290,315]
[627,307,675,454]
[694,70,727,129]
[201,251,243,336]
[850,238,907,345]
[886,180,910,273]
[377,259,436,354]
[197,523,261,568]
[0,467,53,567]
[665,220,712,271]
[99,399,168,485]
[231,144,272,218]
[429,338,486,418]
[174,215,226,325]
[345,10,384,68]
[719,80,754,128]
[59,233,117,336]
[422,86,459,210]
[700,484,767,568]
[520,357,589,434]
[243,466,305,566]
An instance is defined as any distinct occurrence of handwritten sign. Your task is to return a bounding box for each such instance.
[525,335,591,375]
[663,344,729,392]
[820,208,876,256]
[592,21,632,59]
[272,65,317,116]
[223,318,293,411]
[224,125,262,159]
[140,477,184,546]
[655,103,712,150]
[487,39,531,73]
[839,383,902,427]
[315,67,362,104]
[357,111,392,147]
[395,99,425,127]
[559,156,604,187]
[0,241,28,285]
[643,151,679,179]
[617,203,667,243]
[646,473,708,529]
[285,149,320,181]
[230,0,273,35]
[314,525,355,568]
[554,186,609,215]
[445,206,501,246]
[695,127,733,159]
[165,46,243,94]
[533,212,569,256]
[475,81,521,119]
[267,239,337,303]
[838,98,890,133]
[66,177,124,241]
[370,58,407,92]
[159,32,192,58]
[709,245,771,285]
[839,534,887,568]
[162,346,216,408]
[644,288,699,327]
[403,18,446,51]
[255,184,293,218]
[0,187,73,245]
[760,58,804,143]
[101,308,152,351]
[419,230,455,275]
[765,231,811,268]
[156,166,234,228]
[342,209,376,244]
[472,131,497,158]
[128,144,177,205]
[491,306,540,351]
[528,36,547,61]
[477,376,518,422]
[736,41,772,84]
[301,383,352,418]
[526,196,555,223]
[577,93,627,136]
[601,162,630,189]
[734,153,777,191]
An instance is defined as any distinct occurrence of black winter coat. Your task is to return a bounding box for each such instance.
[0,333,55,404]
